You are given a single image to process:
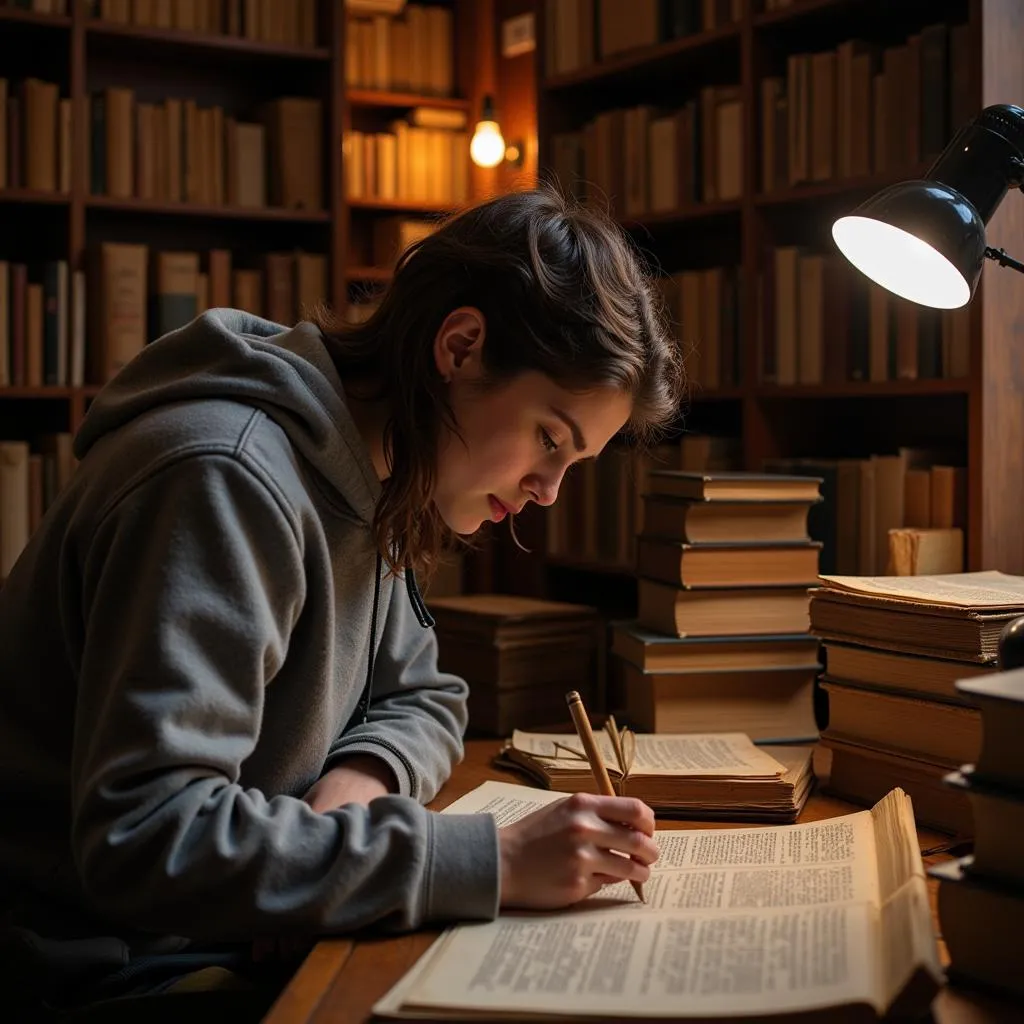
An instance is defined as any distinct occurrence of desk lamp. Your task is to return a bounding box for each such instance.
[832,105,1024,665]
[832,103,1024,309]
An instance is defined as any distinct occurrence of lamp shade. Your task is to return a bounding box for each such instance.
[832,181,984,308]
[833,104,1024,308]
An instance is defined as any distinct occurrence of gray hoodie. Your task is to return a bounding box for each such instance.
[0,309,499,989]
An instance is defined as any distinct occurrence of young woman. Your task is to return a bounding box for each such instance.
[0,185,685,1020]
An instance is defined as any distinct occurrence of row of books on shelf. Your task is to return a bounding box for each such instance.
[0,260,85,388]
[88,0,320,46]
[764,22,972,191]
[344,117,469,205]
[345,4,454,96]
[544,0,741,79]
[657,265,740,391]
[0,433,74,581]
[544,434,741,568]
[359,215,435,269]
[766,450,966,576]
[0,244,328,388]
[551,86,742,218]
[763,249,971,385]
[0,79,71,194]
[544,433,966,579]
[90,90,322,211]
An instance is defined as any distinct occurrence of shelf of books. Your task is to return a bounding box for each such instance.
[514,0,1024,621]
[0,0,479,586]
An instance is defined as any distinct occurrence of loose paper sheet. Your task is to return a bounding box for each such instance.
[817,570,1024,608]
[510,731,788,778]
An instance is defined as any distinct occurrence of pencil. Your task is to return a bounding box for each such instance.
[565,690,646,903]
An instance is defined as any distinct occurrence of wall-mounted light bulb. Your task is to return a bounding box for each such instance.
[470,95,506,169]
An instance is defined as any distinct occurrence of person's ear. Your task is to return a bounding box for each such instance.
[434,307,485,383]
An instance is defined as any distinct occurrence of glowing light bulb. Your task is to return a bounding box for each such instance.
[470,119,506,168]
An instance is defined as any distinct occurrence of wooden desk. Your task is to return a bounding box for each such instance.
[263,741,1024,1024]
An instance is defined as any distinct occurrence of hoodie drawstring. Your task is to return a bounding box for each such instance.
[357,553,434,725]
[358,552,384,725]
[405,566,435,629]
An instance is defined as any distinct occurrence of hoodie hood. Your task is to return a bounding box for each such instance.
[75,309,382,525]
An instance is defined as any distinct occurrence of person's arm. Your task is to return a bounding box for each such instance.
[317,573,468,806]
[71,453,498,939]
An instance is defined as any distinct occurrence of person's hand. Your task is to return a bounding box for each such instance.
[498,792,658,909]
[301,754,397,812]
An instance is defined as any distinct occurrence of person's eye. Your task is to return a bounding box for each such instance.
[540,427,559,453]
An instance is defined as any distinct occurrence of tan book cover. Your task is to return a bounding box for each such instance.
[207,249,232,308]
[294,252,327,319]
[232,268,263,317]
[91,242,148,383]
[22,78,59,193]
[0,441,30,581]
[263,252,294,326]
[105,86,135,199]
[886,526,963,576]
[623,661,820,742]
[636,536,821,589]
[637,579,811,637]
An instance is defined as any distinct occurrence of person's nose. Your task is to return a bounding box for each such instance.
[523,465,567,508]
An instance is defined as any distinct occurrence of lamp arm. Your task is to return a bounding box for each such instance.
[984,246,1024,275]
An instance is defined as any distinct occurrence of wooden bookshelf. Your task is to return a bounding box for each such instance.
[345,265,393,282]
[503,0,1024,600]
[0,0,482,436]
[85,18,332,61]
[0,0,489,584]
[0,188,71,205]
[347,88,471,111]
[0,5,71,27]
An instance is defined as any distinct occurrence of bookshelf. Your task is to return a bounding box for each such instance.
[502,0,1024,612]
[0,0,487,582]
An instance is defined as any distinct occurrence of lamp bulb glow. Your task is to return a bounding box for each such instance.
[470,120,506,168]
[832,215,972,309]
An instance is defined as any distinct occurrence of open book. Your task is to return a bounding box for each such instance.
[375,781,942,1022]
[497,729,815,823]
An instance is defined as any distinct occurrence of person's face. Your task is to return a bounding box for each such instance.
[431,308,633,536]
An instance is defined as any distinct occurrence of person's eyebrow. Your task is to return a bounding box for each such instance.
[549,406,587,453]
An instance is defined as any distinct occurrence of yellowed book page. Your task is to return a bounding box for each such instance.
[442,780,881,910]
[871,789,943,1003]
[440,779,566,822]
[388,903,880,1019]
[817,569,1024,607]
[511,731,787,778]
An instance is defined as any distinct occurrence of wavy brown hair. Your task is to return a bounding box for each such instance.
[314,184,685,577]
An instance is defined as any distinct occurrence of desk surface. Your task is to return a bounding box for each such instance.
[262,740,1024,1024]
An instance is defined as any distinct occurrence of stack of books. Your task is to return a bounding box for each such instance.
[429,594,602,737]
[497,728,815,822]
[931,669,1024,1000]
[811,571,1024,834]
[612,471,823,743]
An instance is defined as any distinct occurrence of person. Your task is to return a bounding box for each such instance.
[0,185,685,1022]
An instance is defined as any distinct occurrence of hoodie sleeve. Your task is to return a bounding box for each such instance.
[71,453,498,939]
[321,578,469,804]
